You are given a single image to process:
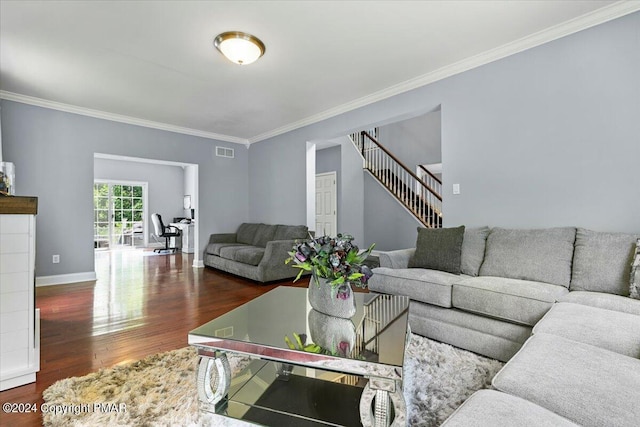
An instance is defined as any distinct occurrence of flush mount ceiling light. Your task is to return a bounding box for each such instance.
[214,31,265,65]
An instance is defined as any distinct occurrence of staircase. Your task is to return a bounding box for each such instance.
[350,130,443,228]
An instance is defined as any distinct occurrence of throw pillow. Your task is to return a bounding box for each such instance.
[460,226,490,276]
[480,227,576,288]
[631,238,640,300]
[408,226,465,275]
[571,228,640,296]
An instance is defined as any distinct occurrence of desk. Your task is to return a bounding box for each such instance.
[170,222,194,253]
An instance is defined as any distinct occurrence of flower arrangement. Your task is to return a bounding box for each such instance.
[286,233,375,290]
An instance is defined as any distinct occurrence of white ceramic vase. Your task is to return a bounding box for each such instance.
[307,275,356,319]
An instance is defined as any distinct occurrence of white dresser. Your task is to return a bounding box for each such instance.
[0,196,39,391]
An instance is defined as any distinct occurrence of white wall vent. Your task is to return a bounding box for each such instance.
[215,146,235,159]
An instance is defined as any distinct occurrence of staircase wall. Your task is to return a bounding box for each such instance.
[363,171,422,250]
[339,136,365,246]
[377,109,441,174]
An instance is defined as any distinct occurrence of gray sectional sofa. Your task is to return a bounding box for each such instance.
[204,223,309,282]
[368,226,640,426]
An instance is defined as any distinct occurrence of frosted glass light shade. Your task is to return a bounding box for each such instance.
[214,32,265,65]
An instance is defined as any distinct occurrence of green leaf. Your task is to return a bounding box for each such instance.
[284,336,296,350]
[330,276,345,285]
[304,344,322,353]
[294,333,304,349]
[293,269,305,282]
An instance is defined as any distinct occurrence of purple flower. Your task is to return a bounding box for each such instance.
[336,284,351,300]
[337,341,350,356]
[360,265,373,283]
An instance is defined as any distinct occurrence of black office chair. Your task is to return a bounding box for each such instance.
[151,213,181,253]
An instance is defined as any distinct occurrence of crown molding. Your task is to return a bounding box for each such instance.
[248,1,640,144]
[0,91,250,146]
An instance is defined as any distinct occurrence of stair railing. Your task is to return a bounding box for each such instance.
[354,130,442,228]
[417,164,442,217]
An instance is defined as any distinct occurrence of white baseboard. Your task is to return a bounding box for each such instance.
[193,260,204,268]
[36,271,97,287]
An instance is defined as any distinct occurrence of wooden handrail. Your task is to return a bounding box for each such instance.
[418,164,442,185]
[361,131,442,202]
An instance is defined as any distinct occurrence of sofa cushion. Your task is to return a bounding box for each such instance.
[557,291,640,316]
[410,302,532,362]
[232,247,265,266]
[492,333,640,427]
[442,390,579,427]
[368,267,467,308]
[533,302,640,357]
[219,245,255,261]
[236,223,260,245]
[570,228,639,296]
[252,224,277,247]
[479,227,576,287]
[460,226,490,277]
[630,238,640,299]
[206,242,248,256]
[452,277,568,326]
[408,226,465,274]
[273,224,309,241]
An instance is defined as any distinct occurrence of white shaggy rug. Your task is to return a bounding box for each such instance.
[42,334,503,426]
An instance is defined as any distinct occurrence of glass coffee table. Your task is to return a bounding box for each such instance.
[189,286,410,426]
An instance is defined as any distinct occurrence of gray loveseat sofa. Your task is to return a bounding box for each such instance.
[204,223,309,283]
[369,226,640,426]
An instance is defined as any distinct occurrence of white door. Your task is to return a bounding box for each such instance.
[315,172,337,236]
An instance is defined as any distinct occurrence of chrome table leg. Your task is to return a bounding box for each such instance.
[197,352,231,412]
[360,377,406,427]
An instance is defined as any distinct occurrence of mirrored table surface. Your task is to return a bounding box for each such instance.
[189,286,410,426]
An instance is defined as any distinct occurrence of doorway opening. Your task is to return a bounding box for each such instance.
[93,153,201,268]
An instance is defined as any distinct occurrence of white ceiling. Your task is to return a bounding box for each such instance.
[1,1,638,145]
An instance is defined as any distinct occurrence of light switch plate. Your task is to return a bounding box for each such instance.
[453,184,461,195]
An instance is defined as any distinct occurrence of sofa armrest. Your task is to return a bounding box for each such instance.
[378,248,416,269]
[208,233,237,244]
[260,240,301,281]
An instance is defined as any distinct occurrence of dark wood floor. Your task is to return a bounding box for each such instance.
[0,250,308,426]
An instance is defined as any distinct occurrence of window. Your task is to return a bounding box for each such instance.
[94,182,146,249]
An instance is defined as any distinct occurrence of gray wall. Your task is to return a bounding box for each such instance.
[93,157,185,238]
[339,137,365,246]
[249,12,640,242]
[1,101,249,277]
[377,109,441,172]
[363,172,422,250]
[316,145,341,175]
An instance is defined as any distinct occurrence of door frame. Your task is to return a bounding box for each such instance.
[315,171,338,236]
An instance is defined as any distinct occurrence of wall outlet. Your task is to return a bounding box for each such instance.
[52,254,60,264]
[453,183,461,195]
